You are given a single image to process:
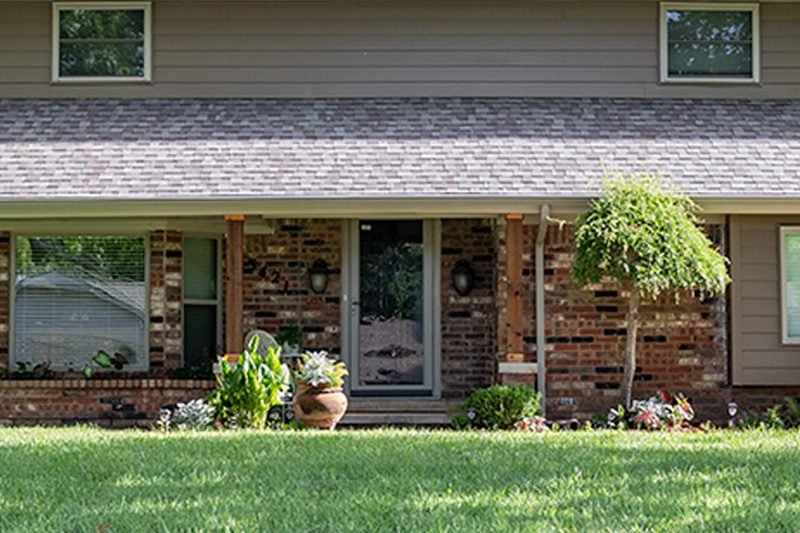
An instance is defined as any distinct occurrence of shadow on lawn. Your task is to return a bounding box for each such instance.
[0,430,799,530]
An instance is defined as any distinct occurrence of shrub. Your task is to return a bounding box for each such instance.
[732,407,786,430]
[462,385,542,429]
[157,399,215,431]
[206,338,290,429]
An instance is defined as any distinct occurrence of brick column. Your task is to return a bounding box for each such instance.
[149,230,183,371]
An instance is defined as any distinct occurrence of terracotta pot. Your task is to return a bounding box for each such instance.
[293,384,348,430]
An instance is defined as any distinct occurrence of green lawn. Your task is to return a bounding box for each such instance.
[0,428,798,531]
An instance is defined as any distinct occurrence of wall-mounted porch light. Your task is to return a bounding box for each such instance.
[309,259,329,294]
[452,259,475,296]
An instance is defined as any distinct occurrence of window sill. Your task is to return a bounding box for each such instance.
[50,77,153,85]
[659,77,761,86]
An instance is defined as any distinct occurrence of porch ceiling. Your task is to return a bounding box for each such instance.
[1,98,799,204]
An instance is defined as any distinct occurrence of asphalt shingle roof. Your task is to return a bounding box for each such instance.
[1,98,798,201]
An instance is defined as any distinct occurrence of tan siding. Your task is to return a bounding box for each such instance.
[732,216,800,386]
[0,0,798,98]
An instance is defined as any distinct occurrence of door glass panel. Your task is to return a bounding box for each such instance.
[358,220,425,386]
[184,304,217,368]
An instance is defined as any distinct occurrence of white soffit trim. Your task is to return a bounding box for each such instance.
[0,197,795,220]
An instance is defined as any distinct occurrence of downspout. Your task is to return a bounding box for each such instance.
[535,204,550,417]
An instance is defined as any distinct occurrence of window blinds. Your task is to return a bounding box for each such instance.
[785,232,800,341]
[14,236,147,370]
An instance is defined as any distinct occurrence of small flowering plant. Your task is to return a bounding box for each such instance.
[608,392,695,430]
[295,351,348,388]
[516,416,549,432]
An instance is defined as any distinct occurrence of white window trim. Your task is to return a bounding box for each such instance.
[9,232,151,372]
[181,234,223,368]
[51,1,152,83]
[659,2,760,84]
[780,227,800,345]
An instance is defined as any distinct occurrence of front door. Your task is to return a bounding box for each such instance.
[344,220,439,397]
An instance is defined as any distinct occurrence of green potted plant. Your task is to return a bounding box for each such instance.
[275,325,303,356]
[292,351,348,430]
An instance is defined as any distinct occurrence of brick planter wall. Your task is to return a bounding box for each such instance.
[0,379,215,427]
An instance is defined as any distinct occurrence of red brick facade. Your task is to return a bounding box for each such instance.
[241,219,342,355]
[538,224,728,420]
[440,219,496,397]
[0,220,796,425]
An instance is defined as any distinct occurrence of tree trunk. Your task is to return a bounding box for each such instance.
[621,288,640,408]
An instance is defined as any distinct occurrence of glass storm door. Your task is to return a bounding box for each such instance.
[345,220,438,397]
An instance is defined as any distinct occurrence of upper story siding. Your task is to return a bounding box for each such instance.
[1,0,798,99]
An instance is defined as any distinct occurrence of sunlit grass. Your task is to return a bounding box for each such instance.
[0,428,798,531]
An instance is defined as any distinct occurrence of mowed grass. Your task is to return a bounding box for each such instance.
[0,428,799,531]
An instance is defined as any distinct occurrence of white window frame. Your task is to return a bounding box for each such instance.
[52,1,152,83]
[780,227,800,345]
[9,232,151,372]
[659,2,760,84]
[181,235,223,367]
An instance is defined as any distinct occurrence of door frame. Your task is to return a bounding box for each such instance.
[340,219,441,398]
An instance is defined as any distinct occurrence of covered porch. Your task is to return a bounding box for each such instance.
[217,211,548,425]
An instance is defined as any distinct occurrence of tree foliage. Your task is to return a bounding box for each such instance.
[16,236,145,281]
[571,173,731,407]
[572,174,730,300]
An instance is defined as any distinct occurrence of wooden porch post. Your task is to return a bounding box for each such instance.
[225,215,245,358]
[505,214,524,362]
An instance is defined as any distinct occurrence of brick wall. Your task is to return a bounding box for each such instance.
[149,230,183,372]
[0,379,214,427]
[440,219,496,398]
[536,224,728,420]
[240,219,342,355]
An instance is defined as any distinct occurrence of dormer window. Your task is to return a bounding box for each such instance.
[660,3,759,83]
[52,2,152,82]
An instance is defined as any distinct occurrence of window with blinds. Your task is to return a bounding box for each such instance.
[782,229,800,344]
[183,237,220,369]
[13,236,147,370]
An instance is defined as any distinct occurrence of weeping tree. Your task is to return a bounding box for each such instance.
[572,174,730,408]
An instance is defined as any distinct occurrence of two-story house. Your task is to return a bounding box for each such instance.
[0,0,798,425]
